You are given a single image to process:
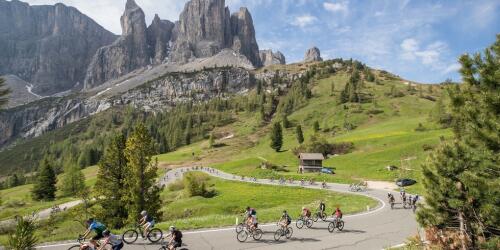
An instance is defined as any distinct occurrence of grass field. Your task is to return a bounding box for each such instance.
[156,172,377,231]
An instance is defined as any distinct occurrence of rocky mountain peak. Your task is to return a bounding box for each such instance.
[259,50,286,66]
[304,47,323,62]
[121,0,147,36]
[170,0,260,66]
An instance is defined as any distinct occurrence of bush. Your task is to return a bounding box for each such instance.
[259,162,289,172]
[415,123,426,132]
[422,144,434,151]
[366,109,384,115]
[183,172,216,198]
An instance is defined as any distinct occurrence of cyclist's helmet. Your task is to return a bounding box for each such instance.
[283,210,287,214]
[85,218,94,225]
[246,206,250,210]
[140,210,147,216]
[302,207,305,210]
[103,230,110,236]
[169,226,176,232]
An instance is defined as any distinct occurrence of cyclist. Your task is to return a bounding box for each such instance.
[165,226,183,250]
[333,207,343,221]
[98,230,123,250]
[139,210,155,236]
[400,188,406,198]
[278,210,292,234]
[245,207,258,230]
[82,218,107,248]
[301,207,311,219]
[318,201,326,219]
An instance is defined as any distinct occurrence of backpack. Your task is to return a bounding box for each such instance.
[174,230,183,239]
[250,208,257,216]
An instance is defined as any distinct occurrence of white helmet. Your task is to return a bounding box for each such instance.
[140,210,147,216]
[169,226,176,232]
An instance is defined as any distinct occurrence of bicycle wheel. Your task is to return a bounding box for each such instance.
[328,222,335,233]
[306,219,313,228]
[236,223,245,233]
[320,212,327,222]
[285,227,293,239]
[296,219,304,229]
[147,228,163,243]
[253,229,263,240]
[67,245,81,250]
[312,213,319,222]
[122,229,139,244]
[336,221,344,231]
[274,229,283,241]
[237,230,248,242]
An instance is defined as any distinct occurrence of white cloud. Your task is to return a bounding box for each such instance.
[323,1,348,14]
[442,63,461,74]
[291,14,318,28]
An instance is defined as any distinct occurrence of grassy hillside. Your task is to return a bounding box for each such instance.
[156,64,451,194]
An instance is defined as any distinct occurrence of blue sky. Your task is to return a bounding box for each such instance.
[23,0,500,83]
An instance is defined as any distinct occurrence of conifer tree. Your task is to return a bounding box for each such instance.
[417,35,500,249]
[296,125,304,144]
[95,133,129,228]
[208,133,215,148]
[313,121,320,133]
[270,122,283,152]
[124,124,163,222]
[60,164,85,197]
[32,157,57,201]
[282,115,291,128]
[0,77,11,109]
[8,215,38,250]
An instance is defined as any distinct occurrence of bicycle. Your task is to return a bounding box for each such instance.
[158,235,183,250]
[312,211,327,222]
[321,182,328,189]
[235,215,248,233]
[327,218,345,233]
[236,224,263,242]
[122,224,163,244]
[296,215,313,229]
[274,223,293,241]
[67,235,109,250]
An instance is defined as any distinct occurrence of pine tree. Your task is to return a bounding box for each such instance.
[417,35,500,249]
[270,122,283,152]
[256,80,262,95]
[296,125,304,144]
[32,158,57,201]
[8,215,38,250]
[313,121,320,133]
[60,164,85,197]
[208,133,215,148]
[282,115,291,128]
[124,124,163,222]
[0,77,11,109]
[95,133,129,228]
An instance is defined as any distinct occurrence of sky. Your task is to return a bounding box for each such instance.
[22,0,500,83]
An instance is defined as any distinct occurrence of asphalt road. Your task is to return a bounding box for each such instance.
[38,167,419,250]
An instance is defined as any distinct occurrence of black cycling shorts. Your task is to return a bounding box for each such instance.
[91,232,104,241]
[173,241,182,247]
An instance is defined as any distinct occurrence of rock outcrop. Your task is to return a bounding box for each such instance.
[259,50,286,66]
[147,14,175,64]
[230,7,261,67]
[0,0,117,95]
[304,47,323,62]
[170,0,261,66]
[0,68,252,147]
[83,0,151,90]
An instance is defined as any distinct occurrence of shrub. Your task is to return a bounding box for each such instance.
[366,109,384,115]
[422,144,434,151]
[415,123,426,132]
[183,172,216,198]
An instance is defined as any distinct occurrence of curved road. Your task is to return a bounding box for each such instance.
[38,167,418,250]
